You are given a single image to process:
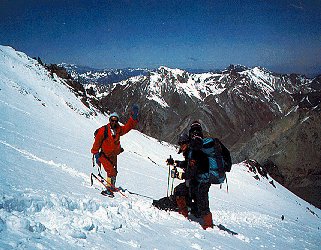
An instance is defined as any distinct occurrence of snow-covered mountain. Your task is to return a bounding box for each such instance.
[1,45,321,249]
[88,65,315,143]
[61,63,150,85]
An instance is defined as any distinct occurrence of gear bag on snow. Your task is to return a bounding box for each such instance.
[197,137,232,184]
[152,196,177,211]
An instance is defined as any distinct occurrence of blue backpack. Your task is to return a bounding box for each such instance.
[197,138,231,184]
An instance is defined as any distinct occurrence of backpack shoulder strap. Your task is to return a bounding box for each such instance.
[102,125,108,140]
[95,125,109,149]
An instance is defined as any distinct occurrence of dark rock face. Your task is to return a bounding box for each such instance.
[66,65,320,208]
[232,97,321,208]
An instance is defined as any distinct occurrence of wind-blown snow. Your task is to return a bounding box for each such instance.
[0,45,320,249]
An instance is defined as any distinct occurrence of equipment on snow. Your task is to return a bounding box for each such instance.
[152,196,177,211]
[214,224,238,235]
[123,189,153,199]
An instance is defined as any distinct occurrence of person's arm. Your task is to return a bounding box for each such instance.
[120,116,138,135]
[120,104,139,135]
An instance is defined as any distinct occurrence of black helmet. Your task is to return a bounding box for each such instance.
[178,133,189,145]
[189,120,203,138]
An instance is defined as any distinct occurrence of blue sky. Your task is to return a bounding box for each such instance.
[1,0,320,75]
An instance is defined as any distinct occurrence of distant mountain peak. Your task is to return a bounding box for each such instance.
[225,64,250,72]
[155,66,188,76]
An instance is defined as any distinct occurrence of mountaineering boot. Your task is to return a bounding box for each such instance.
[176,196,188,218]
[101,188,114,197]
[202,212,213,230]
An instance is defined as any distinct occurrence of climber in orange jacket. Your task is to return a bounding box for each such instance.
[91,104,139,196]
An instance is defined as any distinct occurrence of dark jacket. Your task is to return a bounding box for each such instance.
[178,137,209,182]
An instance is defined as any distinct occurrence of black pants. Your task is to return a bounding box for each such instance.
[174,181,211,217]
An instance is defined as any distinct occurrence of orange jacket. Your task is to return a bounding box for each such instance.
[91,116,138,157]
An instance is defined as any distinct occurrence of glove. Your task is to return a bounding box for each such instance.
[171,169,184,179]
[94,153,101,165]
[171,168,178,178]
[131,104,139,120]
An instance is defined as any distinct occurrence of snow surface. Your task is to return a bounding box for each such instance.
[0,45,320,249]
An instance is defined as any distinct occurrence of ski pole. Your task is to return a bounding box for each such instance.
[91,173,108,189]
[170,165,177,196]
[170,176,175,196]
[167,165,171,197]
[92,155,95,168]
[124,189,154,200]
[166,155,173,197]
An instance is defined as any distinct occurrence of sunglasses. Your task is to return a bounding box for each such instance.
[110,119,119,123]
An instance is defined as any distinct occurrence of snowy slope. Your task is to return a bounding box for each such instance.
[0,45,320,249]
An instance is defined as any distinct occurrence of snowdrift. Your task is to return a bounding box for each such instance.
[0,45,320,249]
